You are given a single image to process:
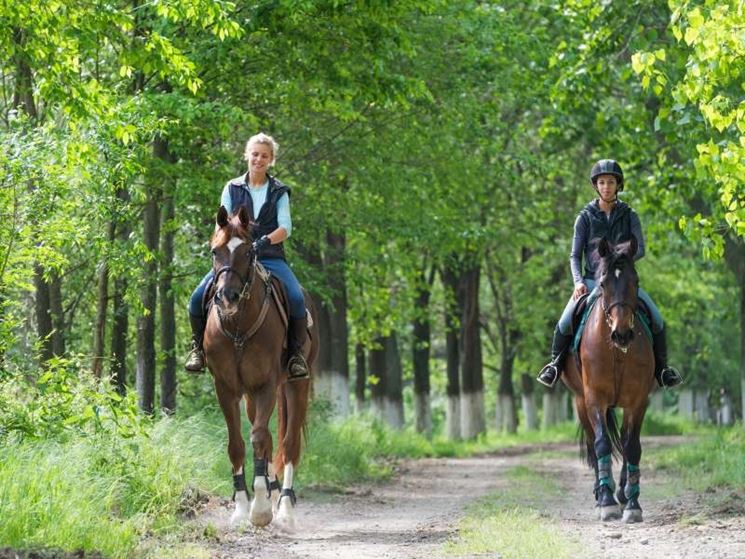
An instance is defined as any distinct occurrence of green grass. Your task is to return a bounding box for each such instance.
[647,427,745,491]
[444,466,581,559]
[2,390,722,559]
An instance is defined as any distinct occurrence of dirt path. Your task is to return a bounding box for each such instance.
[194,437,745,559]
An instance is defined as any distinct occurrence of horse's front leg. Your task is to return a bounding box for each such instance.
[621,411,645,523]
[215,382,249,526]
[249,382,277,527]
[590,407,621,521]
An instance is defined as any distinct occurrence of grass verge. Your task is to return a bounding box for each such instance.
[443,465,581,559]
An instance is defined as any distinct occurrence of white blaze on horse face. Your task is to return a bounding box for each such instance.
[227,236,244,254]
[615,268,621,279]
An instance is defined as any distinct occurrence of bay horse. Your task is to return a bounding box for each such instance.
[203,205,318,529]
[562,237,656,523]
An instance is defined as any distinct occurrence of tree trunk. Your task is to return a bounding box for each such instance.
[741,278,745,427]
[384,332,404,428]
[34,265,54,363]
[459,263,485,439]
[354,342,366,413]
[314,230,349,416]
[441,265,462,440]
[369,333,404,428]
[159,190,176,413]
[412,265,434,438]
[49,273,65,357]
[136,164,160,414]
[110,187,131,395]
[369,337,387,421]
[92,221,115,378]
[542,384,565,429]
[520,374,538,431]
[726,238,745,427]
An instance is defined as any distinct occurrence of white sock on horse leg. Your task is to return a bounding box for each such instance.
[282,463,294,489]
[231,466,250,525]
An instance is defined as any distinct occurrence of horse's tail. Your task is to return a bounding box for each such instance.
[272,378,310,475]
[273,382,288,473]
[606,407,623,459]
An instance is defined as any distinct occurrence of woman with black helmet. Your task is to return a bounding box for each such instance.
[536,159,683,389]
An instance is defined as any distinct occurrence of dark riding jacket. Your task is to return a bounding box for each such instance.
[226,174,290,261]
[570,199,645,284]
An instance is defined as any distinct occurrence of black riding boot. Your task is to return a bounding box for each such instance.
[184,312,206,373]
[536,326,573,387]
[287,315,309,380]
[652,328,683,388]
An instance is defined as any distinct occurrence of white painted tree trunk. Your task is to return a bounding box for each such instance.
[314,372,350,417]
[384,397,404,429]
[542,390,562,428]
[649,389,664,412]
[522,393,538,431]
[678,388,694,420]
[497,393,517,434]
[695,391,710,423]
[460,390,485,439]
[717,392,733,426]
[446,395,461,440]
[415,392,432,438]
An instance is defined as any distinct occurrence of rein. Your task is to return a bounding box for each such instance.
[214,256,273,351]
[601,299,636,332]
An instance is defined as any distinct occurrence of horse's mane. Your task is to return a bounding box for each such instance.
[592,238,636,282]
[210,214,251,249]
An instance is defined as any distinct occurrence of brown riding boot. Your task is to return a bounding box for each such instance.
[287,315,309,380]
[184,313,206,373]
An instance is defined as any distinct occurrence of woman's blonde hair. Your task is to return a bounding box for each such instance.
[244,132,279,166]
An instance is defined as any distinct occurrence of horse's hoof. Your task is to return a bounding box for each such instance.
[249,481,273,527]
[230,491,250,527]
[275,498,296,532]
[622,508,643,524]
[600,504,621,521]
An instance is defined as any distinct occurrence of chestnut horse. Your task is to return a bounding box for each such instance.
[203,205,318,529]
[563,237,656,523]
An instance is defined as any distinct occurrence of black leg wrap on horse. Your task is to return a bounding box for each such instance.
[232,471,248,501]
[279,488,297,507]
[597,484,617,507]
[253,457,272,495]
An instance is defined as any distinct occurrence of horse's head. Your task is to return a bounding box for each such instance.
[594,237,639,351]
[210,206,256,314]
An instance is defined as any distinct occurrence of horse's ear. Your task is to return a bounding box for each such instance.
[598,237,610,258]
[628,236,638,258]
[216,206,229,228]
[236,206,251,229]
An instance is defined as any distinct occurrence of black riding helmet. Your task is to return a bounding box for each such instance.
[590,159,624,192]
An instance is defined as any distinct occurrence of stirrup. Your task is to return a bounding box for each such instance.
[287,353,309,381]
[536,362,559,388]
[657,366,683,388]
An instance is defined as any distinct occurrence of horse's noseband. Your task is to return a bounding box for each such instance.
[602,299,636,331]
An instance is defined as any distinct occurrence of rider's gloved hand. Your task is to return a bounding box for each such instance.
[252,235,271,255]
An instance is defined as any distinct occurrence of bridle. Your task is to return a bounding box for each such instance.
[601,299,636,331]
[212,248,272,351]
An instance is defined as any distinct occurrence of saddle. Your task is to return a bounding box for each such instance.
[202,263,313,348]
[570,292,653,353]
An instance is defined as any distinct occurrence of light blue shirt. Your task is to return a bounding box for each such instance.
[220,176,292,236]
